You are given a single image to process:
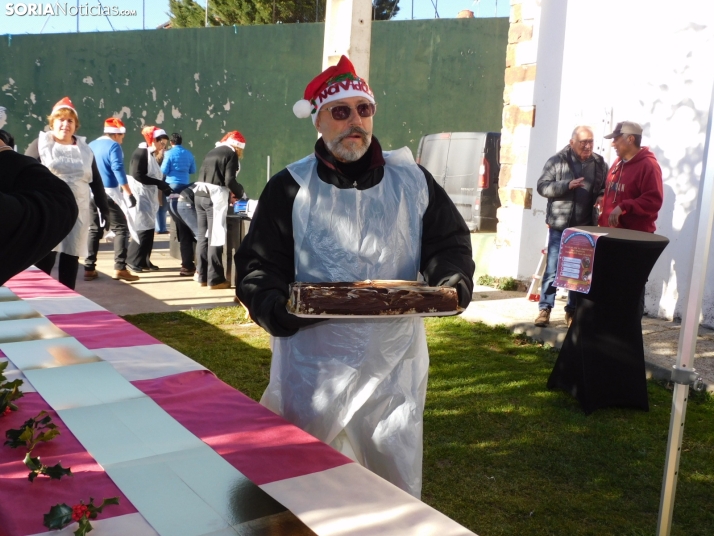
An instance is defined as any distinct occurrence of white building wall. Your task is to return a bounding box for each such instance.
[519,0,714,324]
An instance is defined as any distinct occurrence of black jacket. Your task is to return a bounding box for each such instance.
[0,149,78,284]
[196,145,244,198]
[129,147,171,194]
[536,145,608,230]
[235,137,475,337]
[25,137,110,218]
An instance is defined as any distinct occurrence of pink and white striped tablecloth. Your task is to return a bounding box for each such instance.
[0,269,474,536]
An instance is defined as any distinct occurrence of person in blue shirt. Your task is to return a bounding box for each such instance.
[157,133,196,234]
[161,133,196,193]
[85,117,140,282]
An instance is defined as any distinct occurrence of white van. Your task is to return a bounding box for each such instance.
[416,132,501,232]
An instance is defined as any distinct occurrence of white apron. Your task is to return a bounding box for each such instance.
[261,147,430,498]
[126,144,160,241]
[37,131,93,257]
[193,182,230,247]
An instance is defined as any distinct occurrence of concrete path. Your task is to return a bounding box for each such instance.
[73,234,236,315]
[66,232,713,391]
[462,285,714,391]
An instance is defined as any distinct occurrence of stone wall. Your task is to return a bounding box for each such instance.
[494,0,540,275]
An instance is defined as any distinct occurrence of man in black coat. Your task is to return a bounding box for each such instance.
[235,56,474,498]
[534,126,608,327]
[0,130,78,285]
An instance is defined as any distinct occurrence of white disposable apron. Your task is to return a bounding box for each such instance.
[37,131,93,258]
[261,147,430,498]
[193,182,230,247]
[126,144,160,241]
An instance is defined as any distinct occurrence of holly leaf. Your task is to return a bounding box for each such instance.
[4,425,32,448]
[43,462,73,480]
[87,496,119,517]
[73,516,93,536]
[24,452,42,470]
[24,453,72,481]
[36,428,61,443]
[43,503,73,530]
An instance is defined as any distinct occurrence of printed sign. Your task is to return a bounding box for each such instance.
[554,228,604,293]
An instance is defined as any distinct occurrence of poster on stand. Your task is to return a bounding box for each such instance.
[554,228,605,293]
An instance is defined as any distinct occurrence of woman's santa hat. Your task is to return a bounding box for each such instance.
[293,55,374,124]
[52,97,77,117]
[217,131,246,149]
[141,126,167,145]
[104,117,126,134]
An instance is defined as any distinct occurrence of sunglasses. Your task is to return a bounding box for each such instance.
[320,102,377,121]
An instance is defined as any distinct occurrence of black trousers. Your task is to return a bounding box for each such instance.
[127,229,155,270]
[35,251,79,290]
[85,197,129,271]
[195,195,225,286]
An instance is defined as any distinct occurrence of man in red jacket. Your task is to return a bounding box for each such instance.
[597,121,663,232]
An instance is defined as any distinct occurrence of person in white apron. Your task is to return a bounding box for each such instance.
[235,57,475,498]
[193,131,246,289]
[85,117,140,282]
[126,126,172,272]
[24,97,110,290]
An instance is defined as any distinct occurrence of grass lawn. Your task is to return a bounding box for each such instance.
[125,307,714,536]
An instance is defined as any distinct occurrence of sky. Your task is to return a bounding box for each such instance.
[0,0,508,35]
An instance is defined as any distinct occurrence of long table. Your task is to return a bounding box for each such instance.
[0,269,474,536]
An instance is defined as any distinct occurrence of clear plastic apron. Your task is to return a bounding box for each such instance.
[261,147,430,498]
[126,145,160,238]
[37,132,93,257]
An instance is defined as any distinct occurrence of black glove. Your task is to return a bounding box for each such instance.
[100,213,110,231]
[159,183,172,195]
[254,293,326,337]
[125,193,137,208]
[438,273,471,310]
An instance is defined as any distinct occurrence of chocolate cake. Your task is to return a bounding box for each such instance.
[287,280,460,316]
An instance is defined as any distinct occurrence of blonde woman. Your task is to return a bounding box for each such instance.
[25,97,109,290]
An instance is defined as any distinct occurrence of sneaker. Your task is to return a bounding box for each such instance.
[534,308,551,327]
[209,281,231,290]
[565,311,574,328]
[179,268,196,277]
[147,262,160,271]
[113,269,140,282]
[84,270,98,281]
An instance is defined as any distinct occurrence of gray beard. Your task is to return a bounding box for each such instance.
[326,127,372,162]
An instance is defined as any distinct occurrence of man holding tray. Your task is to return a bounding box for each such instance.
[235,56,474,498]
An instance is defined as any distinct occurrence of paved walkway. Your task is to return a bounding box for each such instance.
[73,234,236,315]
[69,233,714,392]
[462,285,714,391]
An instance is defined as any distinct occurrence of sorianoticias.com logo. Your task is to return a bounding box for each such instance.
[5,3,137,16]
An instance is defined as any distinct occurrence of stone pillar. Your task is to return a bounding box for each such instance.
[322,0,373,79]
[492,0,541,278]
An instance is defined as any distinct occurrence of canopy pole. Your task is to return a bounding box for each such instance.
[656,76,714,536]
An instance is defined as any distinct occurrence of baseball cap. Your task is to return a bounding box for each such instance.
[604,121,643,139]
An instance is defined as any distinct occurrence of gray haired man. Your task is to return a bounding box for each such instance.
[534,126,608,327]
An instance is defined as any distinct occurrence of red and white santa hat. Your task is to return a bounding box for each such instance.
[218,131,246,149]
[141,126,167,145]
[293,55,374,124]
[52,97,77,117]
[103,117,126,134]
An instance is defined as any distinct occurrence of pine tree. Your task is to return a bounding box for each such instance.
[372,0,399,20]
